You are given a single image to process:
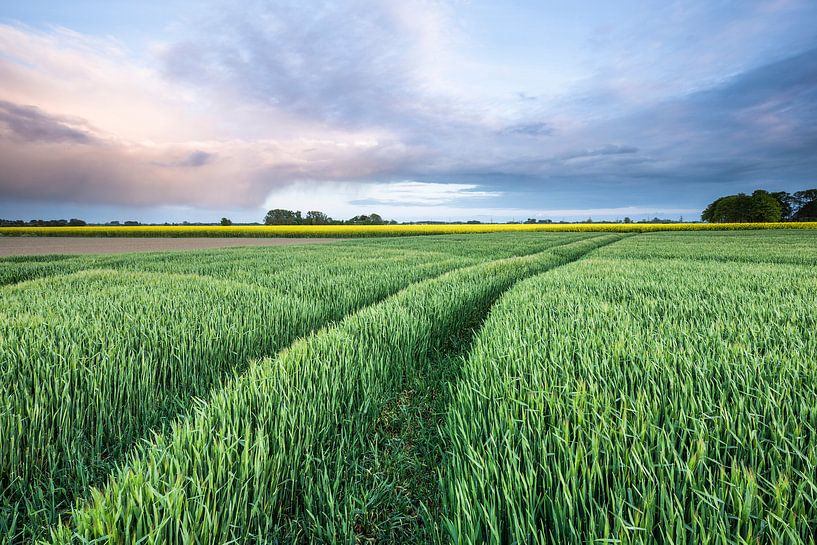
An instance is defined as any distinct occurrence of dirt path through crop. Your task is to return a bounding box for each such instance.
[0,236,346,256]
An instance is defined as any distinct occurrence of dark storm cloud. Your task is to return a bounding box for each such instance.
[475,47,817,201]
[150,1,817,206]
[0,100,97,144]
[623,47,817,184]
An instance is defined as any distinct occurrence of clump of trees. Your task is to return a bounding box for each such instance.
[264,209,395,225]
[702,188,817,223]
[775,189,817,221]
[0,218,86,227]
[347,213,396,225]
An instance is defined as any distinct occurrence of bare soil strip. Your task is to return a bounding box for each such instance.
[0,237,346,256]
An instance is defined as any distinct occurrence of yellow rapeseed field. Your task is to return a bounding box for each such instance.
[1,222,816,237]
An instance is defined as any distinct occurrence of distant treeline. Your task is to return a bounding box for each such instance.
[263,209,397,225]
[703,189,817,223]
[0,214,690,228]
[0,218,88,227]
[262,211,693,226]
[6,191,816,228]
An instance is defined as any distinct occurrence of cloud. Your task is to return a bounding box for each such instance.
[556,144,639,162]
[618,46,817,182]
[347,181,502,206]
[0,22,430,207]
[262,180,696,221]
[500,122,554,137]
[178,150,214,167]
[158,0,465,132]
[0,100,97,144]
[1,2,816,217]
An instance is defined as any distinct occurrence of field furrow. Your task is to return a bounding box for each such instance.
[0,232,592,543]
[6,230,814,544]
[44,235,622,544]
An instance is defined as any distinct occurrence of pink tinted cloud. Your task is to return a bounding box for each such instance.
[0,23,426,208]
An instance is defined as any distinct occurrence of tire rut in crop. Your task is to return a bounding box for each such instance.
[45,235,625,545]
[0,262,476,545]
[287,297,486,544]
[284,235,630,544]
[6,235,595,544]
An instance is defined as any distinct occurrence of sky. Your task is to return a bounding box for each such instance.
[1,0,816,223]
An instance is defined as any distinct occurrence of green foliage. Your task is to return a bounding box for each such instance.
[220,216,232,225]
[264,208,303,224]
[0,233,591,543]
[704,188,817,222]
[263,208,388,225]
[592,229,817,265]
[347,213,385,225]
[43,235,621,544]
[771,191,796,219]
[702,190,782,223]
[4,230,817,544]
[793,198,817,221]
[305,210,332,224]
[443,234,817,544]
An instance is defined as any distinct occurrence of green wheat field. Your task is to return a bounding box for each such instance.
[1,230,816,544]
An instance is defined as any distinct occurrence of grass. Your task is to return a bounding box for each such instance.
[45,235,621,544]
[0,232,594,543]
[442,237,817,544]
[0,232,593,287]
[593,229,817,265]
[284,289,492,544]
[2,229,816,544]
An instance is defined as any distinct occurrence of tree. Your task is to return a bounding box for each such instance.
[771,191,795,220]
[793,189,817,207]
[791,189,817,221]
[623,217,632,224]
[793,199,817,221]
[702,195,748,222]
[220,217,232,226]
[702,190,781,223]
[749,190,782,222]
[264,209,302,225]
[744,188,817,221]
[305,211,332,225]
[68,218,86,226]
[347,213,385,225]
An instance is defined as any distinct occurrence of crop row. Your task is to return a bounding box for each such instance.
[1,222,816,238]
[443,254,817,543]
[0,232,593,287]
[44,235,622,544]
[593,230,817,265]
[0,232,593,543]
